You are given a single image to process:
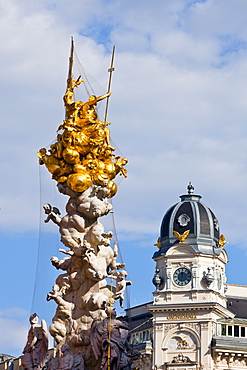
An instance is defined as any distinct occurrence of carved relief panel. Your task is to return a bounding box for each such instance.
[162,328,199,367]
[168,332,197,351]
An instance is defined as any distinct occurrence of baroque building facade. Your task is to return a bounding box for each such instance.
[124,185,247,370]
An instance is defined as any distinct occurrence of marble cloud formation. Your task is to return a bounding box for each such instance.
[30,43,137,370]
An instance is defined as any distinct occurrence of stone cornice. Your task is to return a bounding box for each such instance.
[147,301,234,319]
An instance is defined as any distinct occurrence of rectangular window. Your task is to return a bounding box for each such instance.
[130,334,133,344]
[241,327,245,337]
[139,332,143,343]
[146,330,150,341]
[132,333,137,345]
[234,326,239,337]
[143,331,146,341]
[131,334,135,345]
[221,324,226,336]
[228,326,232,336]
[136,333,140,344]
[134,334,137,345]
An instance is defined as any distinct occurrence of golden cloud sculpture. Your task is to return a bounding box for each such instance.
[37,40,127,197]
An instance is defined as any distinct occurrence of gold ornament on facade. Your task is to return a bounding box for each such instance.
[38,40,127,197]
[173,230,190,243]
[218,234,228,248]
[154,237,161,249]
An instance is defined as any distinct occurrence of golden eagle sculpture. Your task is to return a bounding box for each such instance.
[173,230,190,243]
[218,234,228,248]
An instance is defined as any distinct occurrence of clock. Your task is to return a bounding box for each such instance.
[173,267,192,286]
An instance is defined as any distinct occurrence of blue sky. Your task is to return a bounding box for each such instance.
[1,0,247,357]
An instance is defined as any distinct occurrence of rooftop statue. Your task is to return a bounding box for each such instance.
[31,39,134,370]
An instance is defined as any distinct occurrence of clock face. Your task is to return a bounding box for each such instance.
[173,267,192,286]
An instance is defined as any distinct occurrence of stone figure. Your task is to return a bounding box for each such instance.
[99,239,126,275]
[172,353,191,363]
[49,344,84,370]
[43,174,131,366]
[202,267,214,288]
[83,238,125,281]
[47,285,75,343]
[44,203,61,223]
[44,183,113,250]
[22,313,48,370]
[57,344,74,370]
[92,310,134,370]
[113,270,132,308]
[50,255,74,294]
[37,40,133,370]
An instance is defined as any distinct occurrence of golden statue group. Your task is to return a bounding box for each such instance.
[22,40,138,370]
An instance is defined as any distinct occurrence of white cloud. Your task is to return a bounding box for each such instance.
[0,317,27,355]
[0,309,29,356]
[0,307,28,319]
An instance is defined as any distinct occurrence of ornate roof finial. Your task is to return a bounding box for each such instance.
[187,182,194,194]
